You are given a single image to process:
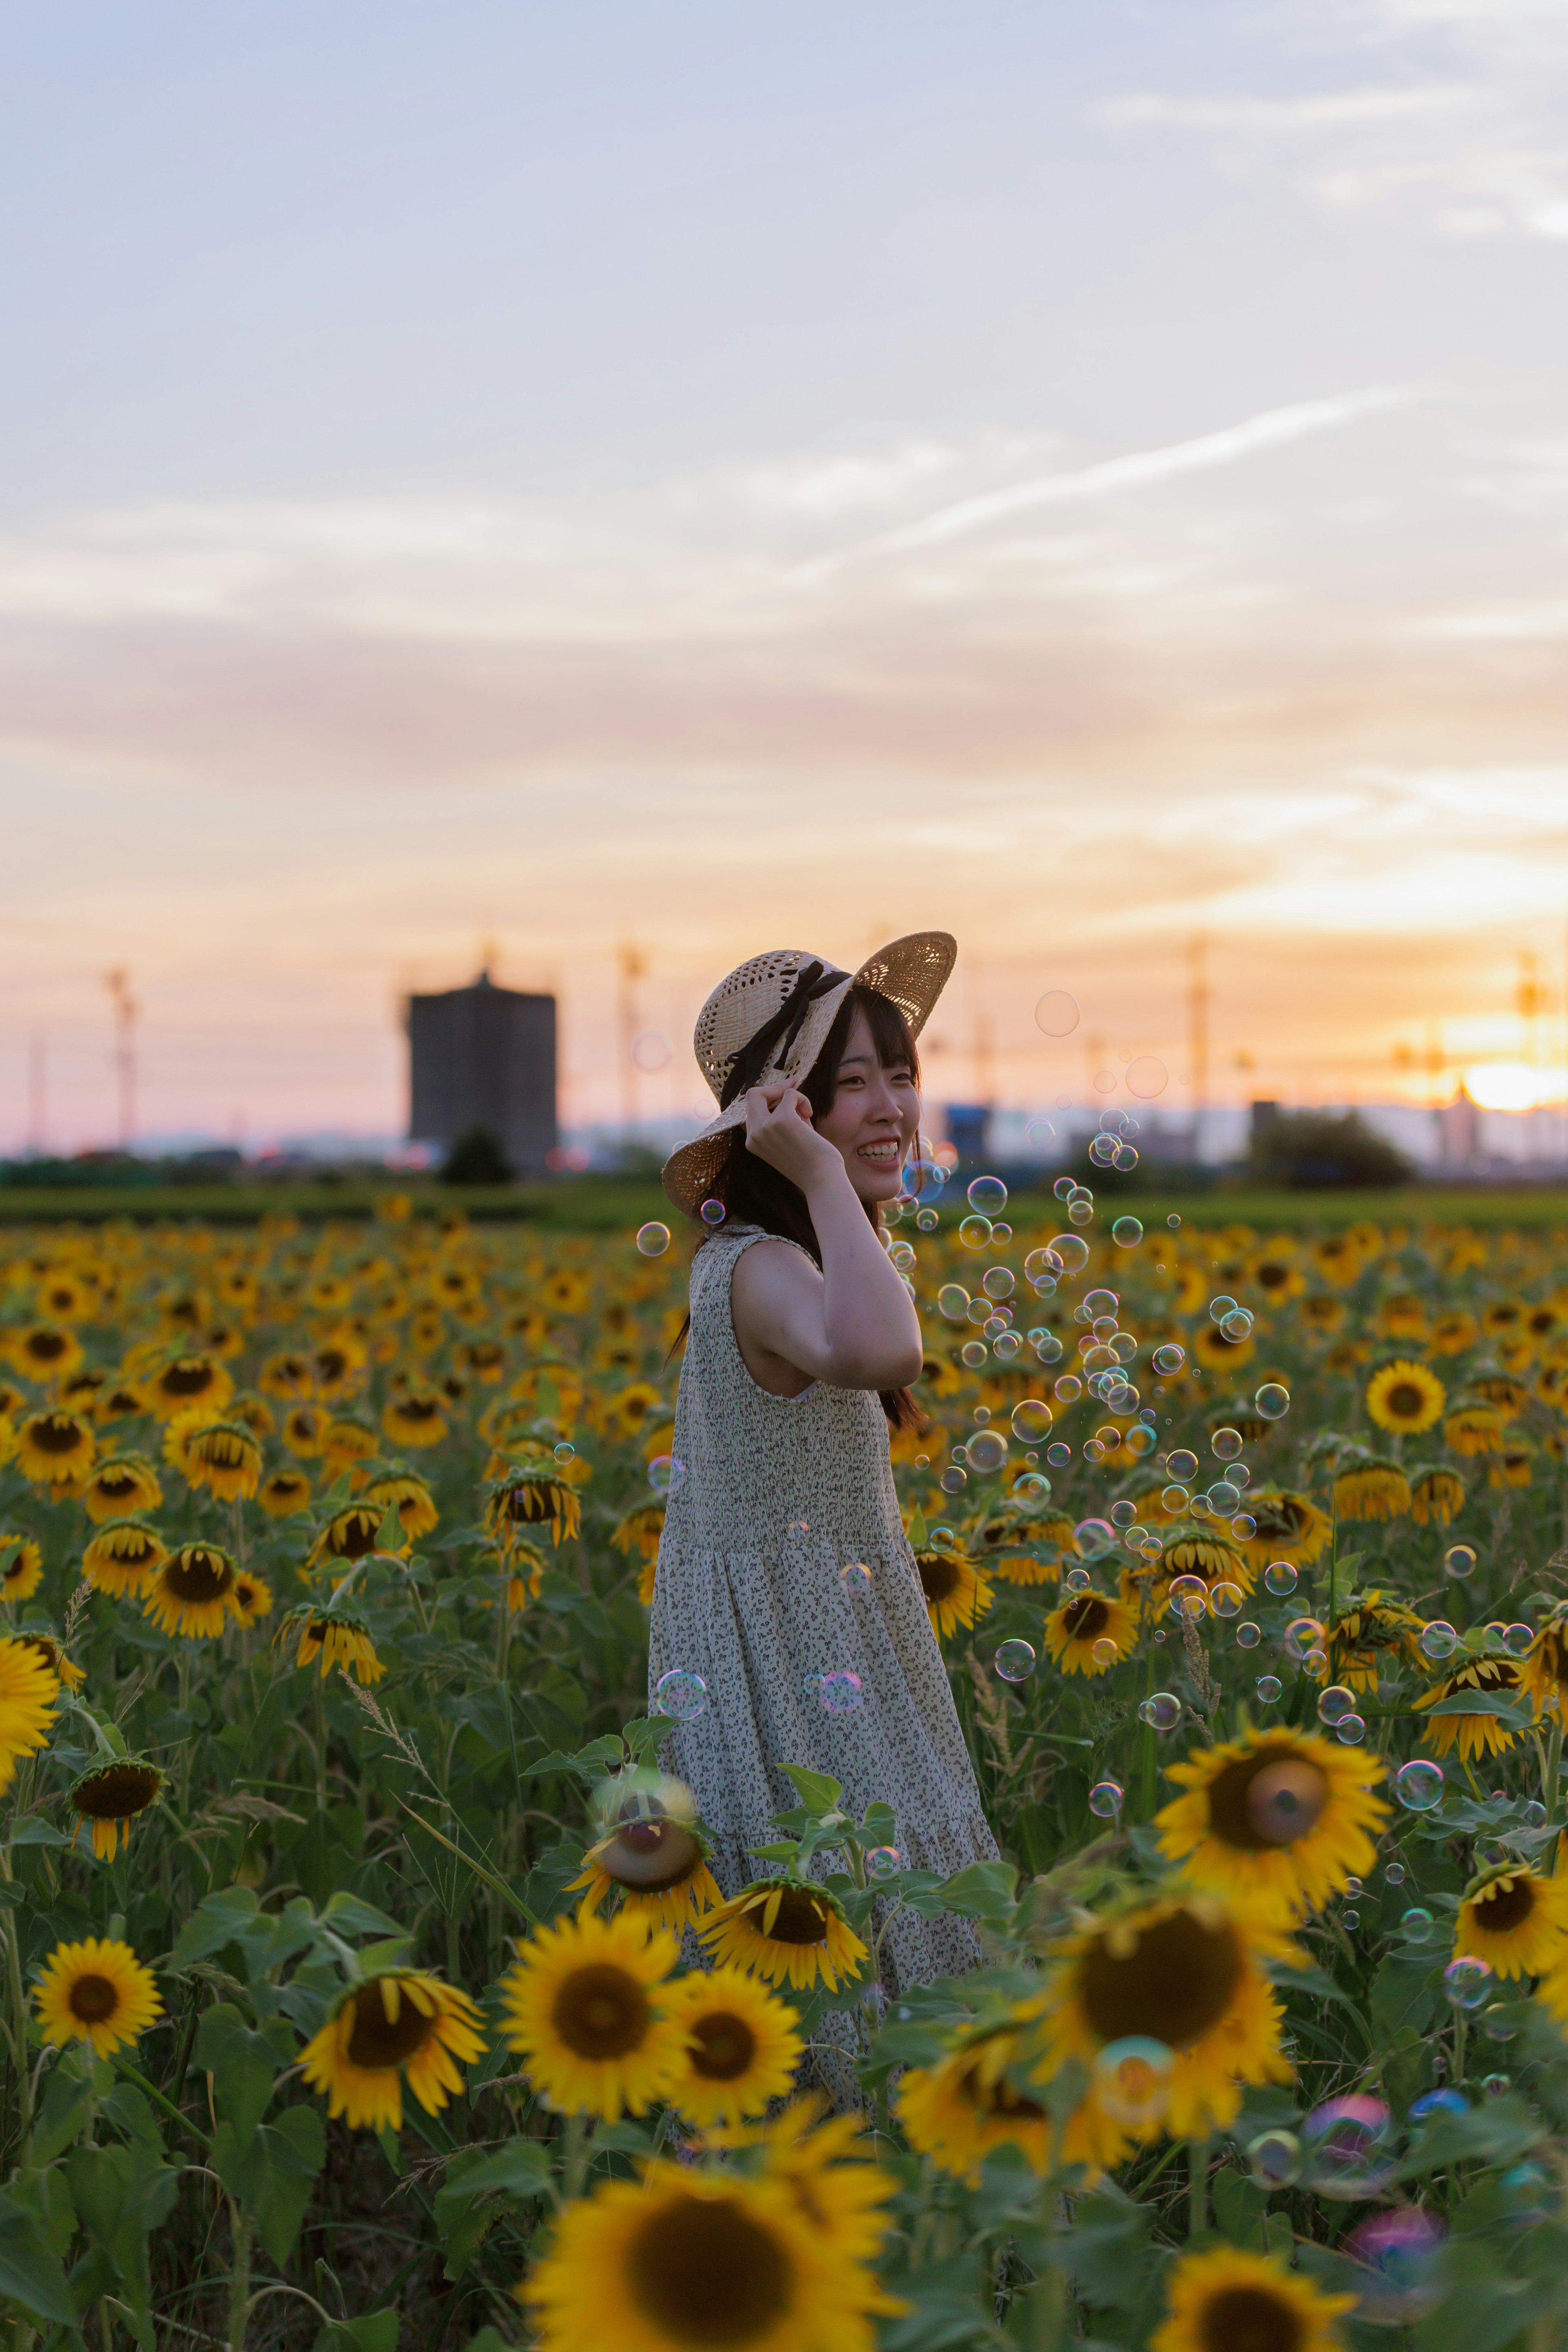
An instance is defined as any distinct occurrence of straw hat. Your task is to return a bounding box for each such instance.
[661,931,956,1214]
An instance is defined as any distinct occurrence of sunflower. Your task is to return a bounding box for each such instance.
[381,1388,448,1449]
[230,1571,274,1628]
[1234,1488,1332,1572]
[179,1420,263,1501]
[360,1470,438,1542]
[458,1336,508,1383]
[1156,1728,1388,1922]
[910,1517,998,1616]
[82,1452,162,1521]
[322,1417,380,1480]
[257,1468,313,1519]
[1376,1291,1430,1342]
[285,1609,385,1684]
[300,1972,485,2132]
[1192,1323,1254,1371]
[0,1637,60,1788]
[142,1543,240,1639]
[142,1354,233,1422]
[258,1350,315,1401]
[1043,1590,1138,1675]
[70,1757,165,1860]
[1410,1465,1466,1526]
[0,1536,42,1604]
[1327,1590,1426,1693]
[604,1381,661,1441]
[701,1878,869,1993]
[501,1540,547,1612]
[1332,1455,1411,1522]
[281,1405,327,1458]
[521,2154,898,2352]
[664,1967,804,2128]
[1298,1294,1347,1336]
[1414,1654,1532,1758]
[15,1632,83,1692]
[1489,1440,1535,1489]
[611,1500,666,1584]
[1430,1309,1480,1356]
[1152,2245,1353,2352]
[1030,1892,1295,2167]
[569,1812,724,1934]
[312,1337,368,1401]
[33,1938,162,2058]
[1152,1526,1255,1598]
[1524,1607,1568,1719]
[1455,1866,1568,1980]
[975,1509,1076,1586]
[309,1502,400,1572]
[1472,1371,1532,1418]
[9,1324,83,1383]
[1364,1358,1445,1437]
[223,1390,276,1440]
[898,2006,1054,2181]
[499,1909,686,2118]
[1445,1402,1505,1458]
[13,1410,96,1493]
[485,1453,582,1547]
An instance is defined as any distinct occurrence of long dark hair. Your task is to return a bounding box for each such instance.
[676,983,924,1432]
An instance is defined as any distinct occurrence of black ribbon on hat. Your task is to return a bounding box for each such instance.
[719,960,848,1109]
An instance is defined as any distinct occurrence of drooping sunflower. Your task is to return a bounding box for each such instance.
[230,1571,274,1628]
[259,1349,314,1401]
[15,1631,84,1692]
[381,1388,448,1450]
[1151,2245,1353,2352]
[284,1608,384,1685]
[280,1404,327,1458]
[1524,1606,1568,1719]
[141,1353,233,1423]
[360,1470,438,1542]
[300,1971,486,2133]
[1030,1892,1295,2168]
[256,1467,313,1519]
[0,1637,60,1788]
[1332,1453,1411,1521]
[1365,1359,1446,1436]
[1298,1293,1347,1336]
[569,1810,724,1933]
[1430,1309,1479,1356]
[665,1967,804,2128]
[142,1543,239,1639]
[1327,1590,1427,1693]
[1444,1401,1505,1458]
[1155,1727,1388,1922]
[311,1336,368,1402]
[0,1535,42,1604]
[70,1757,166,1861]
[309,1502,401,1573]
[500,1539,547,1612]
[1150,1526,1256,1600]
[179,1420,263,1501]
[1455,1866,1568,1980]
[1376,1291,1430,1342]
[1472,1370,1532,1419]
[1043,1590,1138,1676]
[499,1909,686,2118]
[1488,1439,1535,1490]
[484,1452,582,1550]
[225,1390,276,1441]
[1234,1488,1332,1572]
[898,2005,1054,2182]
[457,1336,509,1383]
[322,1417,380,1480]
[1192,1322,1255,1372]
[9,1323,84,1383]
[33,1938,163,2058]
[521,2154,899,2352]
[1410,1464,1466,1526]
[1414,1654,1532,1758]
[974,1509,1076,1586]
[13,1410,96,1493]
[913,1548,992,1638]
[701,1877,869,1993]
[611,1501,665,1599]
[82,1452,162,1522]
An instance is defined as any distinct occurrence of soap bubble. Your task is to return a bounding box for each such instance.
[1410,2087,1466,2122]
[1047,1234,1091,1275]
[1303,2094,1394,2199]
[959,1216,993,1249]
[1343,2209,1446,2323]
[1025,1116,1055,1149]
[1074,1518,1117,1558]
[1283,1616,1326,1661]
[1111,1499,1138,1527]
[1420,1620,1459,1660]
[1035,989,1080,1036]
[1220,1308,1254,1342]
[1317,1684,1356,1725]
[939,1466,969,1492]
[994,1639,1036,1682]
[1012,1471,1051,1506]
[1303,1647,1328,1678]
[1504,1622,1534,1657]
[1092,2035,1172,2126]
[1210,1427,1243,1461]
[968,1176,1008,1217]
[1152,1343,1186,1375]
[928,1525,956,1552]
[960,1342,987,1370]
[1111,1216,1144,1248]
[1091,1637,1119,1668]
[1443,1956,1494,2010]
[1399,1907,1434,1943]
[787,1515,809,1540]
[819,1669,863,1715]
[1160,1484,1191,1514]
[1010,1399,1054,1445]
[1138,1692,1181,1731]
[1396,1759,1445,1812]
[1045,1442,1071,1468]
[1245,1757,1331,1844]
[1385,1862,1406,1886]
[1264,1561,1298,1596]
[1167,1575,1208,1621]
[1255,1383,1291,1420]
[1064,1566,1092,1592]
[1125,1056,1168,1099]
[865,1845,902,1880]
[1067,1199,1094,1227]
[938,1283,971,1321]
[1231,1514,1258,1541]
[1111,1143,1139,1171]
[1256,1675,1283,1702]
[1209,1295,1238,1323]
[1209,1582,1243,1619]
[1525,1799,1548,1827]
[1444,1543,1478,1579]
[982,1266,1015,1301]
[1166,1448,1199,1480]
[1052,1371,1083,1401]
[1501,2162,1555,2221]
[636,1222,672,1257]
[630,1029,672,1072]
[699,1197,727,1227]
[916,1207,939,1231]
[648,1454,687,1498]
[1209,1480,1241,1512]
[654,1669,708,1722]
[967,1430,1008,1475]
[840,1561,872,1597]
[1088,1779,1124,1817]
[552,1440,576,1464]
[1245,2129,1301,2190]
[1236,1620,1261,1649]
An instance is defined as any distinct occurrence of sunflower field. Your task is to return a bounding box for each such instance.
[1,1182,1568,2349]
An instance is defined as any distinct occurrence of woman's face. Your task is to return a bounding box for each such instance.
[815,1007,920,1204]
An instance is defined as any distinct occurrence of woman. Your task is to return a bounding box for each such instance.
[649,933,998,2017]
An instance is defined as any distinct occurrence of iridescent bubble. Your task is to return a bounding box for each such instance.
[960,1342,987,1370]
[1255,1383,1290,1420]
[1210,1427,1243,1461]
[1167,1212,1180,1227]
[1481,2004,1517,2044]
[1074,1518,1117,1559]
[1396,1759,1445,1812]
[1168,1574,1208,1621]
[818,1670,863,1715]
[1385,1862,1406,1886]
[1209,1582,1243,1619]
[1245,2129,1301,2190]
[1110,1215,1144,1248]
[636,1222,672,1257]
[1400,1906,1434,1942]
[1034,1332,1064,1363]
[1444,1543,1478,1579]
[1047,1234,1091,1275]
[1094,1070,1117,1095]
[1501,2162,1554,2220]
[552,1439,576,1463]
[1088,1780,1124,1817]
[865,1845,902,1880]
[992,1330,1023,1362]
[1264,1561,1298,1596]
[1524,1800,1547,1828]
[1111,1143,1139,1172]
[1152,1343,1186,1376]
[1093,2036,1173,2127]
[939,1465,969,1492]
[1025,1116,1056,1149]
[967,1176,1008,1216]
[959,1215,993,1249]
[1337,1714,1367,1744]
[916,1207,939,1232]
[1068,1199,1095,1227]
[1034,989,1080,1037]
[1220,1309,1254,1342]
[1063,1566,1092,1592]
[1236,1621,1261,1648]
[1303,2094,1394,2199]
[1111,1499,1138,1527]
[1503,1622,1534,1657]
[1209,1295,1238,1324]
[1443,1956,1494,2010]
[1231,1515,1258,1541]
[1410,2087,1467,2122]
[840,1561,872,1598]
[982,1265,1015,1301]
[1318,1684,1356,1725]
[1209,1479,1241,1512]
[1054,1374,1083,1403]
[994,1639,1036,1683]
[1420,1620,1458,1660]
[1303,1647,1328,1679]
[654,1669,708,1722]
[1091,1636,1119,1668]
[1138,1692,1181,1731]
[1125,1056,1168,1100]
[968,1430,1009,1475]
[937,1283,970,1322]
[1045,1441,1072,1468]
[1010,1399,1054,1446]
[699,1198,727,1227]
[929,1525,956,1553]
[787,1515,809,1540]
[1283,1616,1326,1661]
[648,1454,687,1498]
[1160,1483,1191,1512]
[1083,1287,1118,1315]
[630,1028,672,1072]
[1166,1448,1199,1481]
[1343,2209,1446,2323]
[1053,1175,1076,1201]
[1256,1675,1283,1703]
[1012,1470,1050,1507]
[1343,1909,1361,1929]
[801,1670,822,1699]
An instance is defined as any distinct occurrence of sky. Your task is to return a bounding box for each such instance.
[2,0,1568,1150]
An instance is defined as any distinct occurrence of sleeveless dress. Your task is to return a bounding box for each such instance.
[647,1223,998,2005]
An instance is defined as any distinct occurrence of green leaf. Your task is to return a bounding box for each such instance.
[743,1840,802,1864]
[62,2144,177,2316]
[169,1885,263,1969]
[1211,2164,1269,2251]
[319,1891,404,1938]
[523,1733,625,1782]
[461,2333,512,2352]
[0,2192,78,2323]
[314,2316,400,2352]
[31,2064,95,2165]
[252,2107,326,2266]
[777,1762,844,1815]
[936,1860,1020,1923]
[1423,1691,1535,1726]
[198,2003,278,2148]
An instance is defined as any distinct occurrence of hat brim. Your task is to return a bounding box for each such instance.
[660,930,956,1215]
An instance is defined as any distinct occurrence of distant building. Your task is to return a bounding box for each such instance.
[405,972,557,1176]
[943,1103,991,1170]
[1437,1085,1482,1172]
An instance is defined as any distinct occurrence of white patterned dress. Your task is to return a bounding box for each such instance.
[647,1224,998,2002]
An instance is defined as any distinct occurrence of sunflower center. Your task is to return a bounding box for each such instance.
[958,2058,1046,2121]
[1206,1753,1331,1853]
[1082,1908,1243,2049]
[67,1975,119,2025]
[552,1962,651,2058]
[162,1363,215,1396]
[744,1887,829,1945]
[33,1417,85,1456]
[108,1533,157,1566]
[164,1551,232,1603]
[97,1471,138,1497]
[601,1822,701,1892]
[626,2192,791,2348]
[1386,1383,1426,1419]
[1063,1595,1109,1641]
[918,1557,962,1603]
[690,2012,759,2080]
[346,1985,436,2070]
[332,1513,380,1558]
[75,1763,161,1820]
[27,1333,68,1362]
[1198,2284,1304,2352]
[1476,1876,1536,1932]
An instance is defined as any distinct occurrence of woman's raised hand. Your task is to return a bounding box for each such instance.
[742,1084,846,1193]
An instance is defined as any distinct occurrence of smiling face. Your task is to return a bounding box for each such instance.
[814,1004,920,1204]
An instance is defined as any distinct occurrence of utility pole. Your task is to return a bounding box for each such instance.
[1187,933,1209,1162]
[27,1036,45,1156]
[617,941,646,1145]
[105,968,137,1148]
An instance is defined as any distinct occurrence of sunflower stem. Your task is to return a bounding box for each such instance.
[1187,2136,1209,2236]
[226,2200,252,2351]
[1,1893,30,2164]
[1544,1723,1563,1872]
[561,2111,593,2200]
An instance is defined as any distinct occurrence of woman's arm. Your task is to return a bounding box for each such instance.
[728,1084,922,1393]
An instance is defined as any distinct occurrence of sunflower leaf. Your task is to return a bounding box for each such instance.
[1423,1692,1535,1726]
[0,2190,81,2325]
[777,1762,844,1815]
